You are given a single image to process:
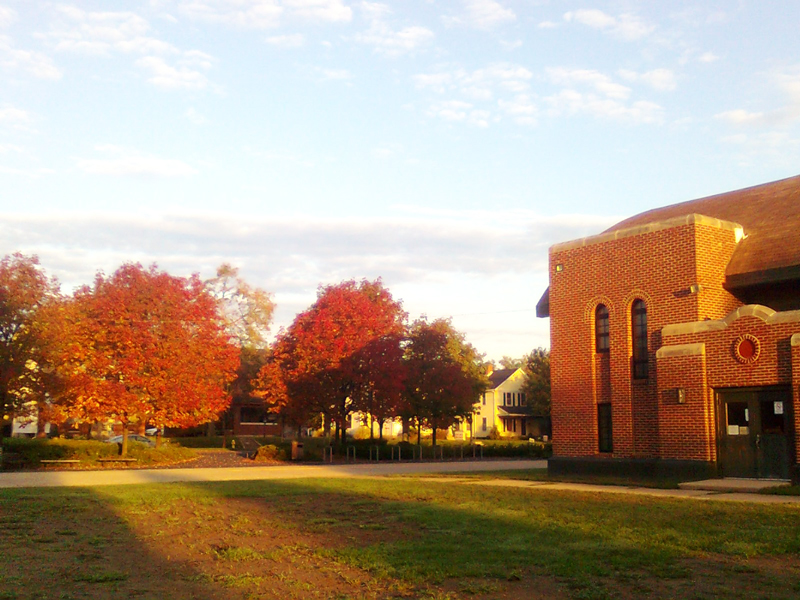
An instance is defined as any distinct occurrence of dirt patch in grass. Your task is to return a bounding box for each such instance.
[3,480,800,600]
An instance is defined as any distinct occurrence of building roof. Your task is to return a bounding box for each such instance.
[537,174,800,318]
[488,368,517,389]
[606,174,800,287]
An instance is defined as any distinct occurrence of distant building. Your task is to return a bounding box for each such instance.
[472,367,549,439]
[538,175,800,482]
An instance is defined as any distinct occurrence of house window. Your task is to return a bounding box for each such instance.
[482,417,487,432]
[482,393,486,406]
[598,404,613,453]
[519,392,526,405]
[595,304,609,353]
[631,299,648,379]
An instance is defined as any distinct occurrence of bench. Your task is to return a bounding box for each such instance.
[40,459,81,464]
[97,457,138,463]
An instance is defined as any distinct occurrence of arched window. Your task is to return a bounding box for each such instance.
[595,304,609,353]
[631,299,648,379]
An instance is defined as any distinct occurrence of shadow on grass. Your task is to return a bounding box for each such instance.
[0,488,243,600]
[3,477,800,600]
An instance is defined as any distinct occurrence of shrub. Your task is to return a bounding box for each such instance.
[253,444,285,462]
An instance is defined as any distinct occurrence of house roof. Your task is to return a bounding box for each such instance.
[536,174,800,317]
[498,406,534,417]
[488,368,517,389]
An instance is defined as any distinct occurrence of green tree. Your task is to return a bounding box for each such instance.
[521,348,550,417]
[0,253,60,438]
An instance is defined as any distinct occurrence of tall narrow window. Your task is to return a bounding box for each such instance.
[631,299,648,379]
[598,404,613,453]
[595,304,609,353]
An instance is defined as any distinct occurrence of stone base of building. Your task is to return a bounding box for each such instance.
[547,456,719,482]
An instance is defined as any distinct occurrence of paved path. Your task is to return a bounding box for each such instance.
[456,478,800,505]
[0,459,546,489]
[2,461,797,505]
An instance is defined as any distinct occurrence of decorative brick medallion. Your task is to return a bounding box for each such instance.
[733,334,760,364]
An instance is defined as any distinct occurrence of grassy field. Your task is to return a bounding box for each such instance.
[1,477,799,600]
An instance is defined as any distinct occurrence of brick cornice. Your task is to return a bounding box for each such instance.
[656,343,705,359]
[662,304,800,337]
[550,213,744,253]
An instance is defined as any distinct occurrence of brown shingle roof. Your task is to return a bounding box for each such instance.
[606,174,800,285]
[536,174,800,318]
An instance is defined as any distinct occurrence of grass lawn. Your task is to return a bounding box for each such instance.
[1,477,799,600]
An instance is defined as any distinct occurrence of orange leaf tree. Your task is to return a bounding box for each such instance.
[265,279,406,444]
[54,264,239,454]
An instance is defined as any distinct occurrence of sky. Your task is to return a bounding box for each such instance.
[2,1,800,362]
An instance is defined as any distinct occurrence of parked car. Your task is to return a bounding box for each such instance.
[105,434,155,447]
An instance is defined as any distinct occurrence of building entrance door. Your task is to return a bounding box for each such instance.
[717,388,792,479]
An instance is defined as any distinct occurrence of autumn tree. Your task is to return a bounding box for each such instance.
[0,253,61,438]
[350,334,405,440]
[403,318,488,446]
[206,263,275,433]
[53,264,238,454]
[267,279,406,444]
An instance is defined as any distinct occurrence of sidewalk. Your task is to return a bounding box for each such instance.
[456,478,800,505]
[0,459,546,489]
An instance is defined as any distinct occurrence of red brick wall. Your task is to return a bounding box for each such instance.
[549,220,740,459]
[656,351,715,461]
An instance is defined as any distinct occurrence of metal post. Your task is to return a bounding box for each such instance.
[323,446,333,463]
[347,445,356,462]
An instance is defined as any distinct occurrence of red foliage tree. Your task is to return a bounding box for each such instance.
[267,279,406,444]
[53,264,239,454]
[403,318,488,446]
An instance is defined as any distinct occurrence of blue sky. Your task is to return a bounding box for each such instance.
[2,1,799,361]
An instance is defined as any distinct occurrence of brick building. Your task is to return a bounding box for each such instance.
[537,175,800,482]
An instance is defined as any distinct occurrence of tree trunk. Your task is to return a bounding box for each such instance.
[121,426,129,457]
[432,420,437,447]
[378,417,385,441]
[155,430,162,448]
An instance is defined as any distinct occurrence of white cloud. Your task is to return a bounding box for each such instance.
[698,52,719,63]
[537,21,557,29]
[545,89,663,124]
[265,33,305,47]
[618,68,677,92]
[415,63,533,127]
[715,65,800,128]
[43,7,216,91]
[185,107,208,124]
[0,6,16,28]
[177,0,351,29]
[499,39,522,50]
[547,67,630,100]
[0,208,617,357]
[355,3,434,56]
[720,131,800,168]
[0,165,55,177]
[46,7,172,56]
[317,67,352,80]
[0,143,23,153]
[136,55,211,89]
[76,146,199,177]
[0,35,62,79]
[563,9,654,41]
[498,94,537,125]
[0,105,29,123]
[444,0,516,30]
